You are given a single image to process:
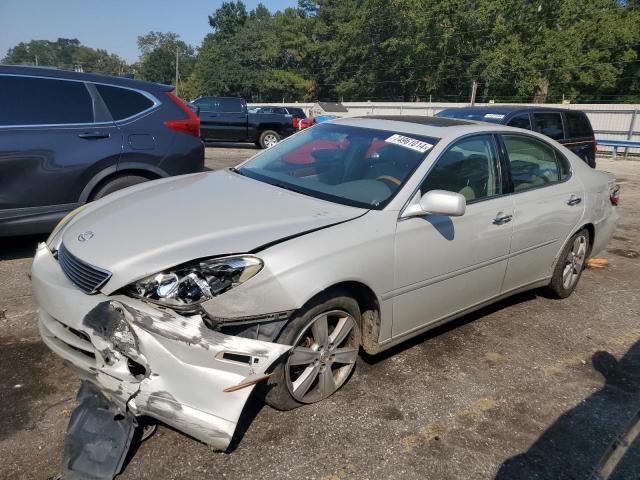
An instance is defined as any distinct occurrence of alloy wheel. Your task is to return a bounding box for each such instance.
[264,134,278,148]
[285,310,358,403]
[562,234,587,289]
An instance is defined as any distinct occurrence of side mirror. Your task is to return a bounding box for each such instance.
[188,104,201,115]
[402,190,466,218]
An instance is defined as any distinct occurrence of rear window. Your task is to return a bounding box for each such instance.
[564,111,593,138]
[532,112,564,140]
[0,75,93,126]
[287,108,306,118]
[95,84,154,120]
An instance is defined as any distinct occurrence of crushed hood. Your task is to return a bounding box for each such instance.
[62,170,366,293]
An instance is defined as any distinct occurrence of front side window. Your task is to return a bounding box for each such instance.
[502,134,564,191]
[532,112,564,140]
[238,123,438,209]
[0,75,93,126]
[507,113,532,130]
[95,84,154,120]
[420,135,502,202]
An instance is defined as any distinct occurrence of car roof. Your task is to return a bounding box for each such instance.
[0,65,172,92]
[438,105,583,115]
[331,115,543,141]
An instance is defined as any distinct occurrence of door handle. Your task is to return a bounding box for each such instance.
[567,195,582,206]
[78,132,110,140]
[493,212,513,225]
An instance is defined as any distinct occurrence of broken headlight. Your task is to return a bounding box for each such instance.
[126,256,263,310]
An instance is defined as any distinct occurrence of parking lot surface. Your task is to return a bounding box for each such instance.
[1,148,639,479]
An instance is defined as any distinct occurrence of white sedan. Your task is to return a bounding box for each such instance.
[32,116,618,467]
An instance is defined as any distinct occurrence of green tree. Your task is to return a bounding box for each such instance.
[136,32,196,87]
[2,38,126,75]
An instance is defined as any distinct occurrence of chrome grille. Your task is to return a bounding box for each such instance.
[58,243,111,294]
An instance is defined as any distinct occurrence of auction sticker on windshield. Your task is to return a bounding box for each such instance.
[385,134,433,153]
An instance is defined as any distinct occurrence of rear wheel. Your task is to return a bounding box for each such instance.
[89,175,149,201]
[264,293,361,411]
[548,229,590,298]
[259,130,280,149]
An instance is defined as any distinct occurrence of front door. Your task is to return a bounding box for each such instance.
[499,133,585,291]
[0,75,122,220]
[392,134,514,338]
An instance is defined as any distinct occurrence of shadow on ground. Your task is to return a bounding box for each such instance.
[0,234,46,261]
[496,339,640,479]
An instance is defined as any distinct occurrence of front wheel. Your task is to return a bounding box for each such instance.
[264,293,361,411]
[548,229,590,298]
[259,130,280,149]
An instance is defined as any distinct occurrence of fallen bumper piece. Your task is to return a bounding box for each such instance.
[63,381,137,480]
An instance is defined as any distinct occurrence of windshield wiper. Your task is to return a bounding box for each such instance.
[270,181,314,197]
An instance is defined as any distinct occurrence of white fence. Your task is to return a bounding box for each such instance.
[250,101,640,157]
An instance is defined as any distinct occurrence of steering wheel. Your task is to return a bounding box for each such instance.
[376,175,402,187]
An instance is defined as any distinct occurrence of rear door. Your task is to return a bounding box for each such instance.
[201,97,248,141]
[563,111,596,167]
[0,74,122,228]
[499,133,585,291]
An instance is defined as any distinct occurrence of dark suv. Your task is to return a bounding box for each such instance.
[436,106,596,167]
[0,66,204,236]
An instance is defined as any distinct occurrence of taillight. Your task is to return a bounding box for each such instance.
[610,184,620,206]
[163,92,200,137]
[292,117,300,129]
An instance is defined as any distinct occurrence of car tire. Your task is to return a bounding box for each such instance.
[263,292,361,411]
[548,228,590,298]
[259,130,280,149]
[90,175,149,201]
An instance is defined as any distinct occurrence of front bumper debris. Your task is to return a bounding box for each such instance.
[31,243,292,451]
[63,381,137,480]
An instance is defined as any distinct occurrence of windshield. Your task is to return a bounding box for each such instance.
[438,110,505,124]
[238,123,439,209]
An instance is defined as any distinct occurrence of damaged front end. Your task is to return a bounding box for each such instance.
[32,243,292,456]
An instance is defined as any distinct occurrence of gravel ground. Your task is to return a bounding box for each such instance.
[0,150,639,479]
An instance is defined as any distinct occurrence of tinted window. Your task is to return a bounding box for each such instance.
[0,75,93,126]
[507,113,532,130]
[564,111,593,138]
[502,135,562,191]
[239,123,438,209]
[287,107,306,118]
[532,112,564,140]
[194,98,216,111]
[421,135,502,202]
[95,84,154,120]
[218,97,244,112]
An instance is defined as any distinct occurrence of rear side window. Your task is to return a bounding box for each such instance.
[421,135,502,202]
[218,97,244,112]
[507,113,532,130]
[564,111,593,138]
[0,75,93,126]
[95,84,154,120]
[502,135,565,192]
[532,112,564,140]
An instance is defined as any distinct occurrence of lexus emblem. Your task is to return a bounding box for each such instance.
[78,231,94,242]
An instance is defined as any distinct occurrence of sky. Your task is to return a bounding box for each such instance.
[0,0,298,63]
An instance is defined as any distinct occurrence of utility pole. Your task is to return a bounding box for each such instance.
[175,46,180,97]
[35,55,38,66]
[470,79,478,106]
